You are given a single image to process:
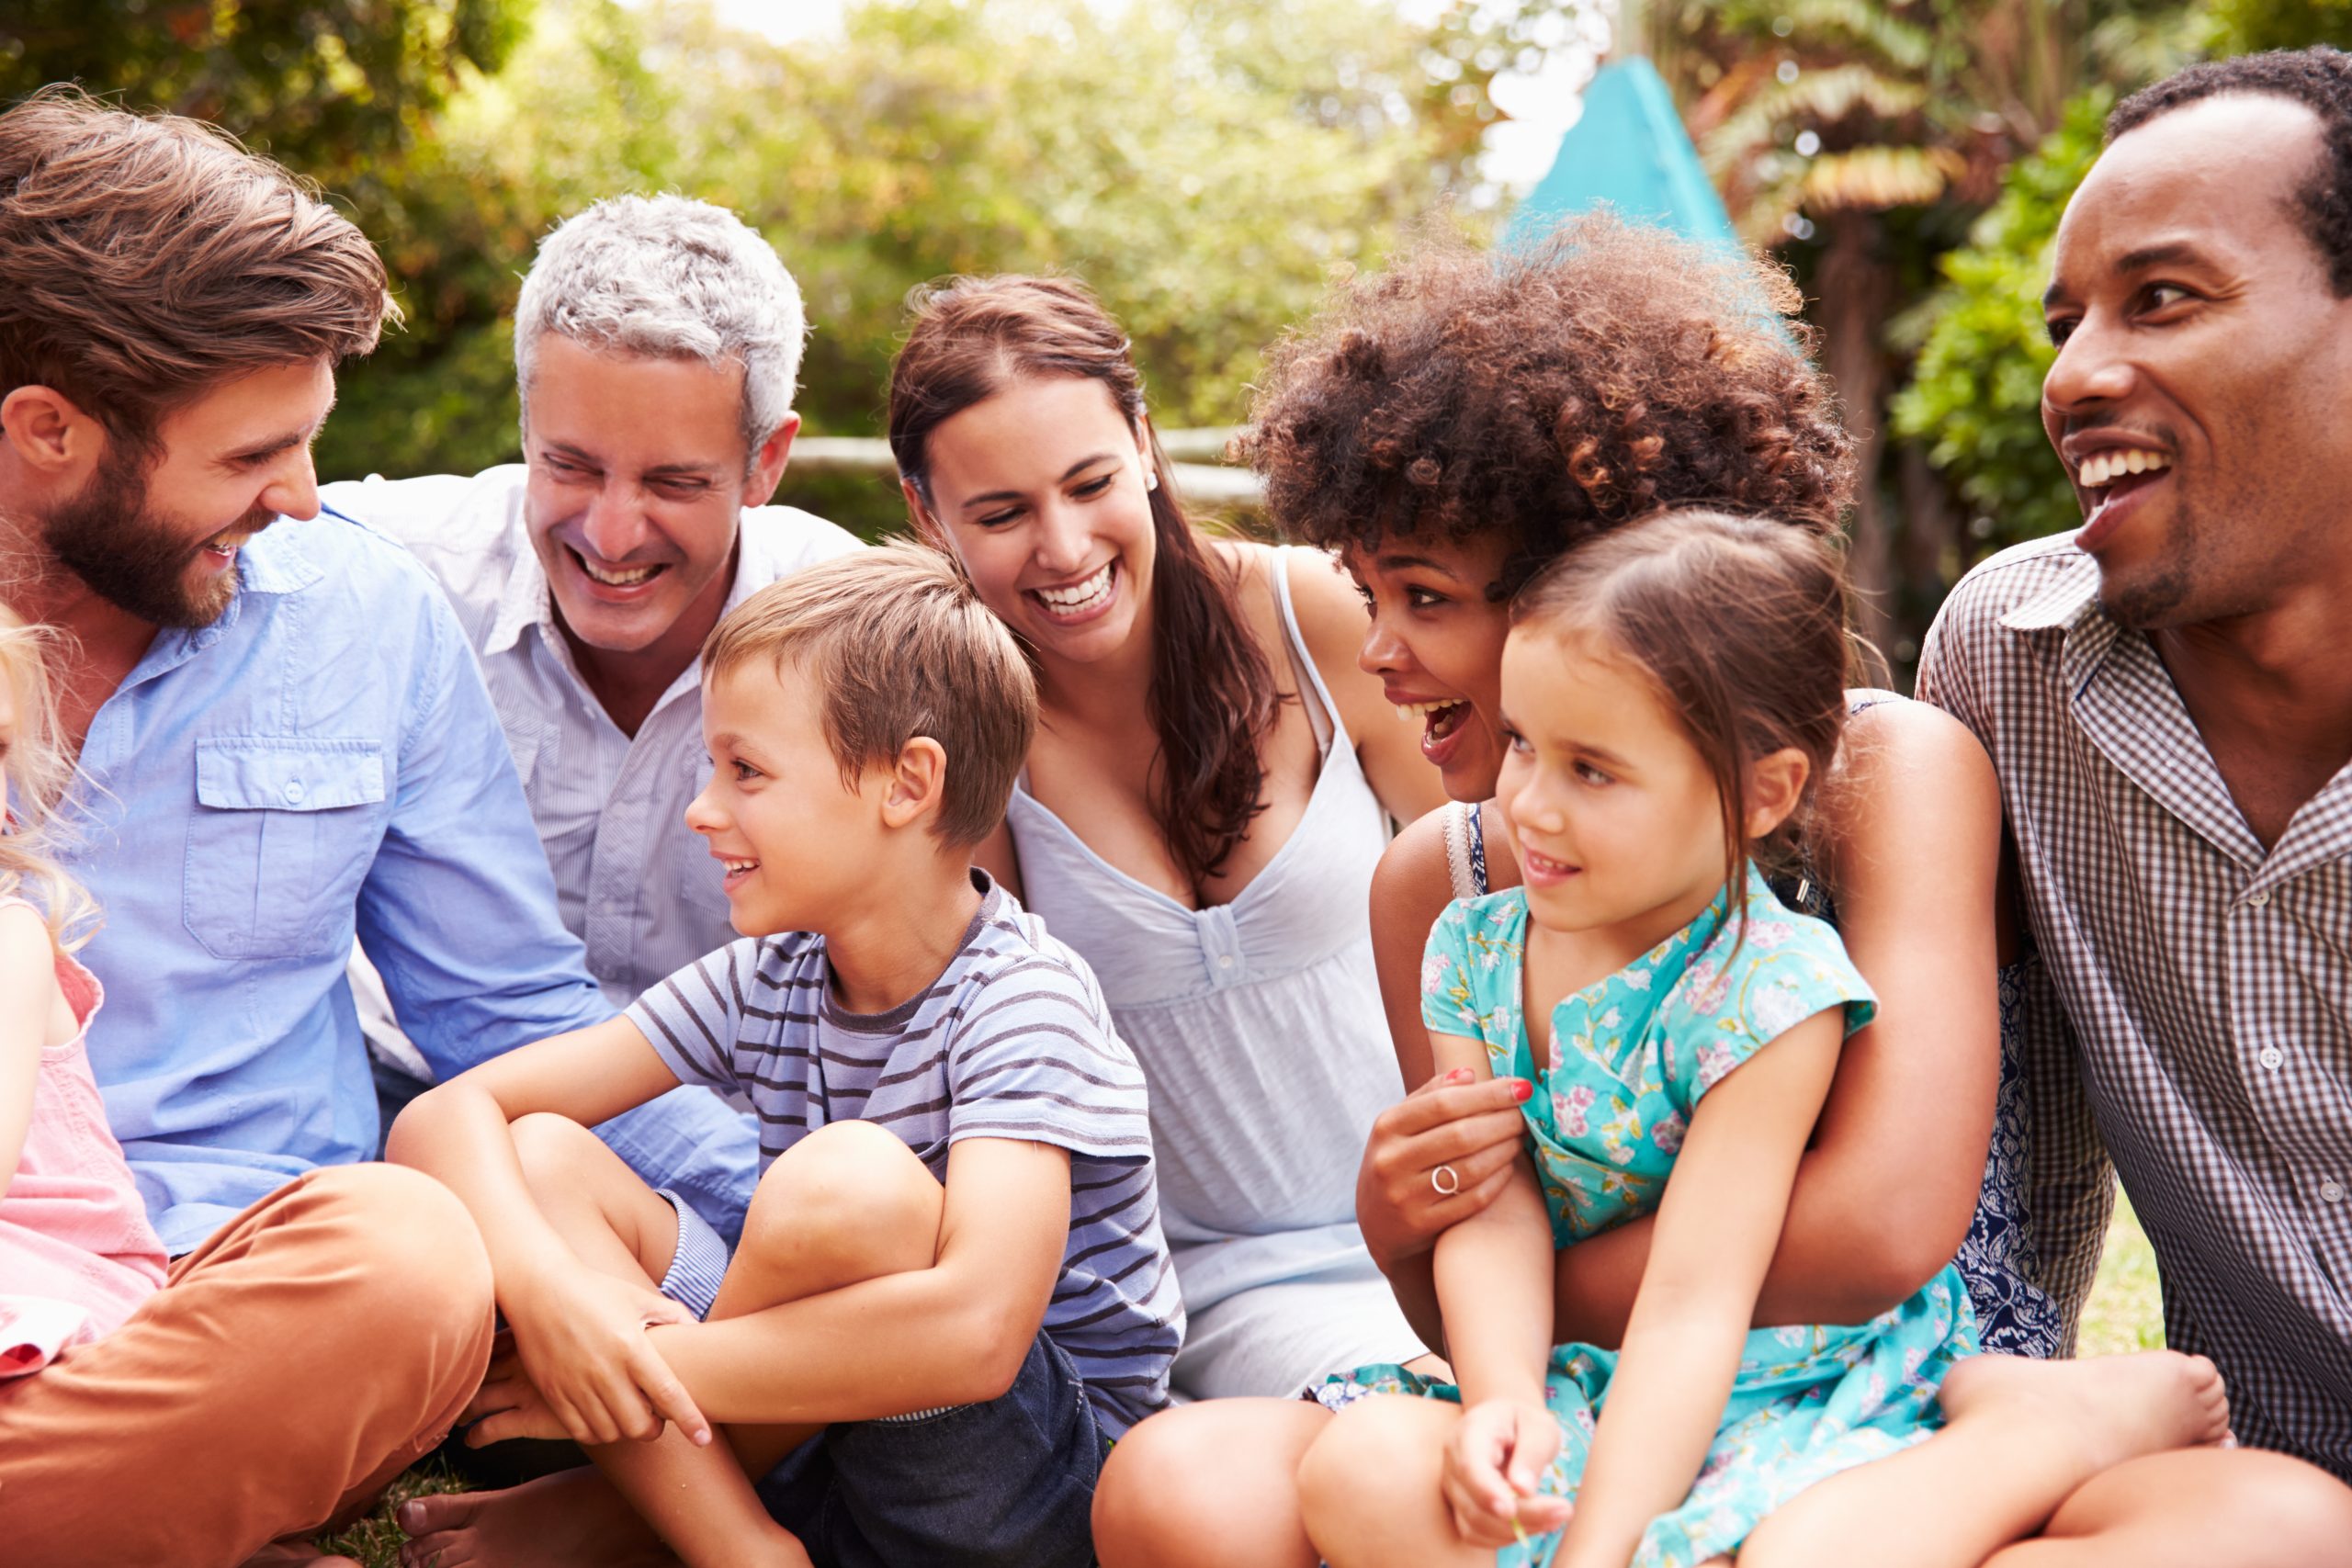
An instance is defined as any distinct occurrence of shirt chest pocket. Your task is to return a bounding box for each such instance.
[184,738,390,963]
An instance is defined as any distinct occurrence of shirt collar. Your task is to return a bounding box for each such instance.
[483,524,554,658]
[1995,539,2120,683]
[237,513,331,597]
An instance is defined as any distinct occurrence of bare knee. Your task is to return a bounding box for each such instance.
[1094,1400,1327,1568]
[508,1110,608,1194]
[743,1120,942,1276]
[1297,1397,1440,1552]
[2203,1450,2352,1567]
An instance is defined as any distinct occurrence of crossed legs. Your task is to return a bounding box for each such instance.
[399,1116,944,1568]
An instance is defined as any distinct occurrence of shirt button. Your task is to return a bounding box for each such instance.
[2260,1046,2284,1070]
[2323,1180,2346,1204]
[1216,953,1234,969]
[283,779,306,805]
[2246,890,2271,908]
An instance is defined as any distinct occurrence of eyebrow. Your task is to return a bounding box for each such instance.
[959,452,1121,509]
[225,395,340,464]
[1373,550,1470,578]
[2043,240,2213,308]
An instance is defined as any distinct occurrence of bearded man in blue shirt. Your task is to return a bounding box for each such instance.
[0,88,742,1565]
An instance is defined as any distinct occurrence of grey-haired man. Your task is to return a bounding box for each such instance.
[326,196,861,1238]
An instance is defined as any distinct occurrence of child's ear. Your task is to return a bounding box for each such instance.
[1743,746,1811,841]
[878,736,950,832]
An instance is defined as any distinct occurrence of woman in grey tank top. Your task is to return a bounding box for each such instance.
[886,276,1451,1403]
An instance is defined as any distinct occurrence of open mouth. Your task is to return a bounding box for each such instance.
[2075,447,2172,541]
[718,855,759,892]
[571,546,670,590]
[1029,559,1118,622]
[1520,844,1580,884]
[1396,698,1474,762]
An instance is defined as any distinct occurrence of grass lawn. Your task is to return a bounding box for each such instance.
[329,1194,2170,1568]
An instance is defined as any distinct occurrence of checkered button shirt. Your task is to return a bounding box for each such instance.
[1918,533,2352,1477]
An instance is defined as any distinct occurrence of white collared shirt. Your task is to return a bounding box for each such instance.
[323,466,865,1007]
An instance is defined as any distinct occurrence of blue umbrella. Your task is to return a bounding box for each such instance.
[1502,57,1741,255]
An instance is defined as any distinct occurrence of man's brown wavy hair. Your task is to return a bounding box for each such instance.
[1242,214,1856,596]
[0,86,391,467]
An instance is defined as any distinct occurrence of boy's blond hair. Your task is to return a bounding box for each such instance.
[705,542,1036,848]
[0,605,98,950]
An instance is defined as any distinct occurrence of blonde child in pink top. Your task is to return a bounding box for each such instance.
[0,607,167,1374]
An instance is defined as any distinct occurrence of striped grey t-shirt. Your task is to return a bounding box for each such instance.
[626,873,1181,1435]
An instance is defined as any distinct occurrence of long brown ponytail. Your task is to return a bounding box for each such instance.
[888,275,1281,900]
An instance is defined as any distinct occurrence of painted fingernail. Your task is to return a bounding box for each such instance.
[1510,1079,1532,1102]
[1447,1067,1473,1084]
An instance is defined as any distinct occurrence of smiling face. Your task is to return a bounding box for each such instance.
[912,374,1158,670]
[2042,95,2352,628]
[1495,624,1736,952]
[685,658,882,938]
[38,358,335,629]
[524,333,794,661]
[1342,533,1516,801]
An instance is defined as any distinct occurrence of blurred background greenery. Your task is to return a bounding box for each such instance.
[6,0,2347,664]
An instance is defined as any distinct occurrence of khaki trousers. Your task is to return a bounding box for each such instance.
[0,1162,495,1567]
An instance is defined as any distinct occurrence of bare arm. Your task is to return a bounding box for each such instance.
[646,1136,1071,1423]
[1359,702,2005,1347]
[387,1018,707,1444]
[0,907,51,1193]
[1553,1009,1845,1568]
[1280,544,1453,825]
[1358,814,1529,1349]
[1548,701,2003,1339]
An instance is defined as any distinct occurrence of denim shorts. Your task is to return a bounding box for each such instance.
[651,1191,1103,1568]
[752,1331,1104,1568]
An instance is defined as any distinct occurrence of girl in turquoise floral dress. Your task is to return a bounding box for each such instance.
[1297,512,2230,1568]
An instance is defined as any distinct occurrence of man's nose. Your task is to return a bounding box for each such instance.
[2043,315,2137,417]
[264,446,321,522]
[579,488,651,564]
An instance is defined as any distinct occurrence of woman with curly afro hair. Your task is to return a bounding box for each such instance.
[1093,215,2060,1566]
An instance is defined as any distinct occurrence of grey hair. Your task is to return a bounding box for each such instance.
[514,193,806,466]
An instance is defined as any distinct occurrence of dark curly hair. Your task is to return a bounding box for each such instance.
[1241,214,1855,596]
[2109,46,2352,296]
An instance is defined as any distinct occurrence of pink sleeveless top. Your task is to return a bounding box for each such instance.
[0,900,168,1375]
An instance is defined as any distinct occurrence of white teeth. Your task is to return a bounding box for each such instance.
[1035,563,1114,612]
[1395,699,1461,720]
[583,559,660,586]
[2078,449,2170,488]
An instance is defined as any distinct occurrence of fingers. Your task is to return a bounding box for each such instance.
[1442,1405,1524,1548]
[631,1343,712,1447]
[1379,1073,1532,1140]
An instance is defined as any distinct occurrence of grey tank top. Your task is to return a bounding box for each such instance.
[1004,547,1404,1314]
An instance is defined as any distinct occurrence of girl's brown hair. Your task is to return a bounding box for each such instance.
[888,275,1280,900]
[1511,509,1859,902]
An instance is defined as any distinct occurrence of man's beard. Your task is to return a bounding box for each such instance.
[40,456,268,629]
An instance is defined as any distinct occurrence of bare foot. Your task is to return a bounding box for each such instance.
[1940,1350,2231,1476]
[396,1471,677,1568]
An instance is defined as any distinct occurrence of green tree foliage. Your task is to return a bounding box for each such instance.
[313,0,1475,534]
[0,0,533,185]
[1892,89,2109,555]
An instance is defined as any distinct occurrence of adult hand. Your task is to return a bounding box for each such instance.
[1442,1396,1571,1548]
[501,1260,711,1449]
[1356,1068,1532,1271]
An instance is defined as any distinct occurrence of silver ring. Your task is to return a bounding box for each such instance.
[1430,1164,1462,1197]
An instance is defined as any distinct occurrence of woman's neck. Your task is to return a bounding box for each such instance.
[1033,590,1159,740]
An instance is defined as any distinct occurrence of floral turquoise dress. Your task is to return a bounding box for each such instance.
[1315,866,1981,1567]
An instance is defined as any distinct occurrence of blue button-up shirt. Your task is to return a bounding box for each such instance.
[65,510,754,1253]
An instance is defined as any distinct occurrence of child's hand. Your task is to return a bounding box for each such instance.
[503,1261,712,1449]
[1443,1396,1573,1548]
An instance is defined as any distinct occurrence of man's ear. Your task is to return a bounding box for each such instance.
[878,735,950,833]
[743,412,801,507]
[1743,746,1812,841]
[1,385,104,480]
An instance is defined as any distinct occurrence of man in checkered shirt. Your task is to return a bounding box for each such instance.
[1919,47,2352,1557]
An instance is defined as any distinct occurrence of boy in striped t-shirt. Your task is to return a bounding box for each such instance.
[388,544,1180,1568]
